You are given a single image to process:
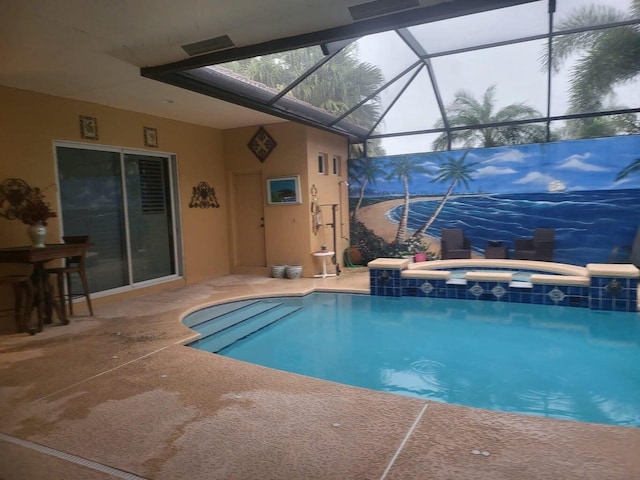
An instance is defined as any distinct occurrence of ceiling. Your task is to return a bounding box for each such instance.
[0,0,527,133]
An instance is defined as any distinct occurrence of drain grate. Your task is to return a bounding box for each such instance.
[0,432,148,479]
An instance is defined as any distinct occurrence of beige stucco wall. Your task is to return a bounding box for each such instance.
[0,86,229,328]
[223,123,348,277]
[0,86,350,332]
[306,127,350,266]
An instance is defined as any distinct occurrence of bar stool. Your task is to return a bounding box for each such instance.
[0,275,35,334]
[46,235,94,317]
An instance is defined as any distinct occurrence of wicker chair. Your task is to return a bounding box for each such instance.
[440,228,472,259]
[514,228,555,262]
[609,226,640,268]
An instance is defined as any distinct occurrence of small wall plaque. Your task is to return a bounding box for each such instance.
[79,115,98,140]
[144,127,158,147]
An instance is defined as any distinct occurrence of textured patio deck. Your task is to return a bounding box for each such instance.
[1,269,639,479]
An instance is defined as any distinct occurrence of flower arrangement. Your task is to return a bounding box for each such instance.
[18,187,57,226]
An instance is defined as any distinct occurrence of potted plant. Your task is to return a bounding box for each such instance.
[17,187,57,247]
[414,247,428,263]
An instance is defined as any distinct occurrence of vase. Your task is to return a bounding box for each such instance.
[285,265,303,279]
[27,223,47,248]
[271,264,286,278]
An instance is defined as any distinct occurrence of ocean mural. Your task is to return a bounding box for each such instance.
[348,135,640,266]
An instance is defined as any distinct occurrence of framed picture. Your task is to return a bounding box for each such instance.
[266,176,301,205]
[79,115,98,140]
[144,126,158,147]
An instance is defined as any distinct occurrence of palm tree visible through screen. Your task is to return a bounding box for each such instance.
[431,85,546,150]
[547,0,640,138]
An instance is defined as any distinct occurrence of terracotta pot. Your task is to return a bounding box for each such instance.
[346,246,362,265]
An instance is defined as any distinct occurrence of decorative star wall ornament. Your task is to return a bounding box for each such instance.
[248,126,277,163]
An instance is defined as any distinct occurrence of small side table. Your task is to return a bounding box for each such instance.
[485,245,508,259]
[312,250,336,278]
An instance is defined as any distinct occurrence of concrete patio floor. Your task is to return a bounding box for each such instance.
[1,269,639,479]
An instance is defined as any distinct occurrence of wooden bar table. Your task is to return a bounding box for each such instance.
[0,244,85,334]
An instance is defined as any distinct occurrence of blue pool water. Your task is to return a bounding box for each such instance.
[192,293,640,427]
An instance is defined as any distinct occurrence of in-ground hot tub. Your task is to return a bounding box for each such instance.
[368,258,639,312]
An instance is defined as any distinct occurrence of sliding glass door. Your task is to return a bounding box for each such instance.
[124,154,175,283]
[55,144,179,295]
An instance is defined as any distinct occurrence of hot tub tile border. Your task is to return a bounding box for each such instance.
[368,260,637,312]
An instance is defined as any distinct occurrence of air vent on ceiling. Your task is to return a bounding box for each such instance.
[182,35,235,56]
[349,0,420,21]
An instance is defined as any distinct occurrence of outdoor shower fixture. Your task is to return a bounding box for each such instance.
[338,180,350,243]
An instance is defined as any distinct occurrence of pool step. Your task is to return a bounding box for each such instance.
[183,299,260,328]
[190,301,287,338]
[189,304,301,353]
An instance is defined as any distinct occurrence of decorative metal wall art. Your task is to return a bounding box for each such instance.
[248,126,277,163]
[0,178,33,220]
[189,181,220,209]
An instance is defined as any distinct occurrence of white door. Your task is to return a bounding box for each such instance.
[233,173,266,268]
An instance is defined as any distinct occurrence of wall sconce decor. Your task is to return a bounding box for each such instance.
[248,126,277,163]
[144,127,158,147]
[189,181,220,209]
[79,115,99,140]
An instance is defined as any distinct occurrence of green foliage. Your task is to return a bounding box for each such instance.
[349,218,438,263]
[224,44,385,130]
[547,1,640,138]
[17,187,57,226]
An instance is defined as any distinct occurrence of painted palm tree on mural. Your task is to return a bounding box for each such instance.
[385,158,428,242]
[411,152,478,239]
[616,157,640,181]
[432,85,546,150]
[349,157,386,220]
[547,1,640,138]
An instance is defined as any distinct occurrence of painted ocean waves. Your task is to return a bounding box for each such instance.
[387,189,640,266]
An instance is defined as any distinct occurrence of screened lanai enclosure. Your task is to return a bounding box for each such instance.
[143,0,640,157]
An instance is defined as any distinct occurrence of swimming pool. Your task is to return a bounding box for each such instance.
[186,292,640,427]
